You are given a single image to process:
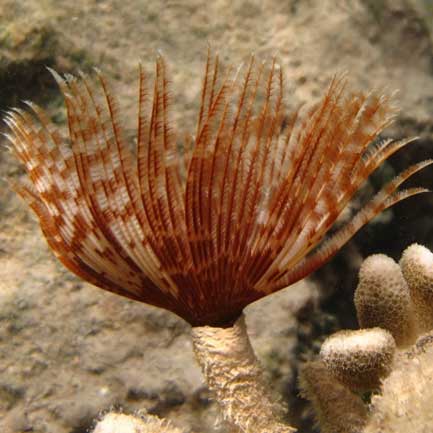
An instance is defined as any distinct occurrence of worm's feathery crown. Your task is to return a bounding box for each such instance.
[5,53,431,326]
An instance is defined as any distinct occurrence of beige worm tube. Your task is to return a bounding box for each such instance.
[192,314,295,433]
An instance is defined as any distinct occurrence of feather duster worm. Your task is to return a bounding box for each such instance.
[5,53,431,327]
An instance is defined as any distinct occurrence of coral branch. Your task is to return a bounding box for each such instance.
[319,328,396,392]
[299,360,368,433]
[400,243,433,333]
[355,254,417,347]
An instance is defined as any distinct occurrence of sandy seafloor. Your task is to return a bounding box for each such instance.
[1,1,433,432]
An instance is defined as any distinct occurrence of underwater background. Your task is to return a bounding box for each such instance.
[1,1,433,432]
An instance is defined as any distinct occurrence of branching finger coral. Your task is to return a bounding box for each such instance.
[302,330,433,433]
[302,244,433,433]
[5,51,431,432]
